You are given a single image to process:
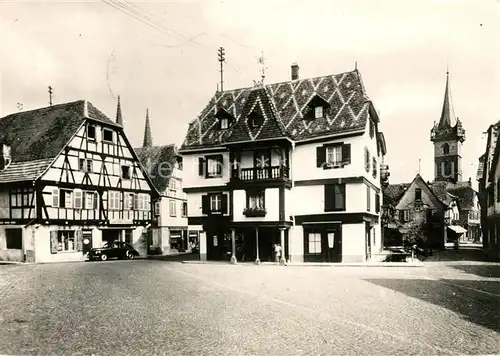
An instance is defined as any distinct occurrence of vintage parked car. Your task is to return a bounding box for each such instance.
[88,241,139,261]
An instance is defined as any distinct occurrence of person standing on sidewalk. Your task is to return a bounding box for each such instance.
[274,243,282,264]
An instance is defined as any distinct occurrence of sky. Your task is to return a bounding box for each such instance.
[0,0,499,188]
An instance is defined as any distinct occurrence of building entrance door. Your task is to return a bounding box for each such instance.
[82,230,93,255]
[324,228,342,262]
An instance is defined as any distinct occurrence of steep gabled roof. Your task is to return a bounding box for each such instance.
[134,144,178,194]
[0,100,118,183]
[181,69,371,150]
[395,174,448,210]
[446,185,476,210]
[383,183,409,204]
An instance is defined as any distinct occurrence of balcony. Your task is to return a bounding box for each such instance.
[231,166,289,181]
[243,207,267,217]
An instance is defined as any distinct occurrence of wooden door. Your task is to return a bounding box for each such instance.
[324,228,342,262]
[82,230,93,255]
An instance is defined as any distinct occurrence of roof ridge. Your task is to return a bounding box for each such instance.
[0,100,86,120]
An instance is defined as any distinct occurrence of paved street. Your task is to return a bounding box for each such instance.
[0,260,499,355]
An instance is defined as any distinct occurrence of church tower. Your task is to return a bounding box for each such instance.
[430,71,466,183]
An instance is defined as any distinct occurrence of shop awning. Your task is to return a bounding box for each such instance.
[447,225,467,234]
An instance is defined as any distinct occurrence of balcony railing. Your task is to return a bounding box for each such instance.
[231,166,289,181]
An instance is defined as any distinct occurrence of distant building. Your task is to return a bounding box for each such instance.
[383,72,480,246]
[180,64,387,263]
[134,110,189,255]
[0,100,156,263]
[477,121,500,260]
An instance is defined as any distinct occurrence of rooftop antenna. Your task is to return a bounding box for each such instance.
[217,47,226,92]
[355,61,358,70]
[418,159,421,174]
[258,51,267,84]
[48,86,53,106]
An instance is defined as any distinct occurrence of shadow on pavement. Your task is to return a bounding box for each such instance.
[364,278,500,333]
[424,248,488,262]
[148,252,200,262]
[448,265,500,278]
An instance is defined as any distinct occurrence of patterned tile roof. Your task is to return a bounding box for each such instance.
[181,69,372,150]
[0,100,118,183]
[383,183,409,204]
[135,144,178,194]
[446,185,476,210]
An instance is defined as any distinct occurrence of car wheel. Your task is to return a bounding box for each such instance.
[127,252,135,260]
[100,254,108,261]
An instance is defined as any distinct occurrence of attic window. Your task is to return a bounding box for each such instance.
[103,129,113,142]
[314,106,324,119]
[220,118,229,130]
[415,188,422,202]
[248,112,263,128]
[87,125,96,140]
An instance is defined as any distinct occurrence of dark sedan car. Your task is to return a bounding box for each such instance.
[88,241,139,261]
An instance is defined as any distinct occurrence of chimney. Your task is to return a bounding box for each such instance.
[291,63,299,80]
[0,144,12,170]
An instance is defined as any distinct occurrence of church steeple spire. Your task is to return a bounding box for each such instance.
[438,71,456,128]
[142,108,153,148]
[116,95,123,126]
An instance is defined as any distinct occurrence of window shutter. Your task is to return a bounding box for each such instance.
[217,154,224,175]
[316,146,325,168]
[198,157,205,176]
[375,194,380,213]
[338,184,346,211]
[367,186,371,211]
[497,179,500,202]
[399,210,404,221]
[50,231,58,254]
[93,192,98,210]
[221,194,228,214]
[324,184,334,212]
[342,144,351,166]
[75,229,83,252]
[52,189,59,208]
[364,148,370,172]
[133,194,139,210]
[74,189,82,209]
[201,195,209,214]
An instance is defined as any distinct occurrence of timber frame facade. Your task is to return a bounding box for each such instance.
[0,100,157,263]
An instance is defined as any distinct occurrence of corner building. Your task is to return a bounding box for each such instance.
[180,65,387,263]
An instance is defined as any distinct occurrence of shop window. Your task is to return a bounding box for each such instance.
[57,231,75,252]
[5,229,22,250]
[308,233,321,254]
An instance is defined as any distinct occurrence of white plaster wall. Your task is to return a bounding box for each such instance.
[199,231,207,261]
[342,223,366,262]
[292,135,366,181]
[159,196,187,228]
[233,188,279,222]
[293,183,366,215]
[289,225,304,262]
[187,191,229,217]
[182,151,230,188]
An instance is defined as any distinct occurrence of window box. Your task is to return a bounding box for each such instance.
[243,207,267,217]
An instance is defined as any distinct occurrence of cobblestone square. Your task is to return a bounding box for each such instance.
[0,260,498,355]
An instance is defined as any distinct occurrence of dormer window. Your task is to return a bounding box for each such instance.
[220,118,229,130]
[305,94,330,120]
[248,112,263,128]
[216,107,233,130]
[314,106,324,119]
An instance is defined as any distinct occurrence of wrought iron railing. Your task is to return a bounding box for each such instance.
[231,166,289,181]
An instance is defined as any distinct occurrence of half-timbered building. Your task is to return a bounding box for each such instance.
[181,64,387,263]
[0,100,156,263]
[135,110,189,255]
